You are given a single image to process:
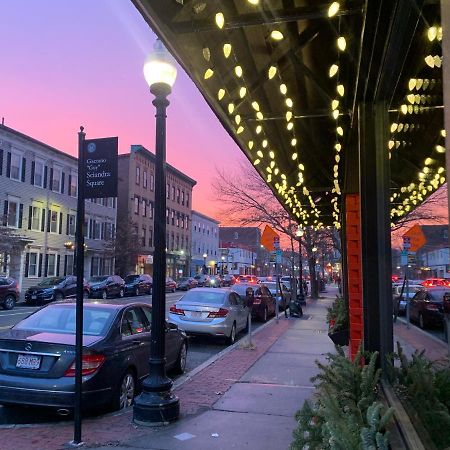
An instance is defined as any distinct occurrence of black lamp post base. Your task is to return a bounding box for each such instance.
[297,293,306,306]
[133,390,179,426]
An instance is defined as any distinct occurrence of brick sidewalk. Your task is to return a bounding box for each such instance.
[0,317,293,450]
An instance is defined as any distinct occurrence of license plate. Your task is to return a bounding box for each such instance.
[190,311,202,318]
[16,354,41,370]
[31,295,37,300]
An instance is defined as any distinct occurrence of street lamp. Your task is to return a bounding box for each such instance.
[133,39,179,425]
[221,255,225,275]
[296,228,305,304]
[203,253,208,274]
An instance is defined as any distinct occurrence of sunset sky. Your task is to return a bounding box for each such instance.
[1,0,247,220]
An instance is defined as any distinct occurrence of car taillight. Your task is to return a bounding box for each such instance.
[170,305,185,315]
[64,354,106,377]
[425,303,439,311]
[208,308,229,318]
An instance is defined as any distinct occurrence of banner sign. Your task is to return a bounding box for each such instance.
[82,137,118,198]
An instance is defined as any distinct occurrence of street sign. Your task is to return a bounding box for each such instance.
[276,249,282,264]
[269,251,276,262]
[407,252,416,264]
[261,225,280,251]
[403,224,427,252]
[400,250,408,266]
[402,236,411,251]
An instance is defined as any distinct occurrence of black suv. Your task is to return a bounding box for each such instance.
[88,275,125,299]
[124,274,153,296]
[25,276,89,305]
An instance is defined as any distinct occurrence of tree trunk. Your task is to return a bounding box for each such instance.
[289,237,297,300]
[309,257,319,299]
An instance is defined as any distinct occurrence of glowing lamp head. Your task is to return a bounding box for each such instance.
[143,40,177,89]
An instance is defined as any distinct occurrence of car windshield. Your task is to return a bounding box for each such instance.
[14,305,116,336]
[181,290,225,305]
[89,276,108,283]
[124,275,139,283]
[37,277,65,287]
[231,285,252,295]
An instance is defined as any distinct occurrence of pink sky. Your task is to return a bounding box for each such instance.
[0,0,247,221]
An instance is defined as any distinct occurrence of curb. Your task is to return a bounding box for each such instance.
[396,317,447,347]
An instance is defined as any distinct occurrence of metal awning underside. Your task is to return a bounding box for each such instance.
[132,0,444,228]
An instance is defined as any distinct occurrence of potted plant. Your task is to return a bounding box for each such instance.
[327,295,349,346]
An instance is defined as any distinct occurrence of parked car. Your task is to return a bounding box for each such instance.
[421,278,450,287]
[193,274,211,287]
[88,275,125,299]
[25,276,89,305]
[236,275,258,284]
[169,288,249,344]
[0,277,20,310]
[124,274,153,296]
[176,277,198,291]
[0,301,187,412]
[209,275,224,288]
[231,283,276,322]
[222,274,236,287]
[166,277,177,293]
[409,287,450,329]
[262,281,291,310]
[392,284,422,315]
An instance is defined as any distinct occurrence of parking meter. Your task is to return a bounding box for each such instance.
[245,287,255,347]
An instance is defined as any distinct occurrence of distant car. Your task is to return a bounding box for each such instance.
[177,277,198,291]
[0,277,20,310]
[222,274,236,287]
[209,275,224,288]
[236,275,258,284]
[124,274,152,296]
[25,276,89,305]
[169,288,249,344]
[421,278,450,287]
[409,287,450,329]
[166,277,177,293]
[392,284,422,315]
[0,301,187,412]
[262,281,291,310]
[232,283,276,322]
[88,275,125,299]
[193,274,211,287]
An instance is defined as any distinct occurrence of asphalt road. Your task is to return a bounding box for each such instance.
[0,291,263,425]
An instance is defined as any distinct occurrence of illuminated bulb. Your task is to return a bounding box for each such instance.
[390,123,398,132]
[268,66,277,79]
[408,79,416,90]
[235,115,241,125]
[239,87,247,98]
[332,110,339,120]
[435,145,445,153]
[215,12,225,29]
[286,98,293,108]
[428,26,437,41]
[298,163,304,170]
[286,111,292,121]
[438,167,445,174]
[235,66,243,77]
[228,103,235,114]
[270,161,275,168]
[337,126,343,136]
[337,84,344,96]
[287,122,294,130]
[257,150,264,158]
[269,151,275,159]
[280,84,287,95]
[407,94,415,104]
[331,99,339,110]
[335,143,341,152]
[424,158,433,165]
[236,126,244,134]
[253,159,261,166]
[204,68,214,79]
[423,167,430,174]
[270,30,284,40]
[329,64,339,77]
[248,141,254,150]
[262,139,268,148]
[335,155,340,163]
[256,125,262,134]
[401,104,408,114]
[251,101,260,111]
[388,140,395,150]
[248,0,259,4]
[441,129,446,137]
[441,177,446,183]
[223,43,232,58]
[218,89,225,100]
[291,138,297,146]
[292,153,298,160]
[256,112,264,120]
[328,2,340,17]
[337,37,346,51]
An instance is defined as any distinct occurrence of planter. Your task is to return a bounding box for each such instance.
[328,328,349,346]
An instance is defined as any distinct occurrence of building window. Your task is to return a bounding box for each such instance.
[91,257,100,276]
[104,222,114,240]
[177,188,180,204]
[30,206,42,231]
[52,167,62,192]
[70,173,77,197]
[167,183,170,199]
[181,191,185,205]
[176,212,180,227]
[150,174,154,191]
[134,196,139,215]
[34,160,44,187]
[49,210,59,233]
[186,215,189,230]
[28,252,39,277]
[93,220,101,240]
[136,166,140,185]
[186,193,189,207]
[142,199,147,217]
[10,153,22,181]
[181,214,184,229]
[142,227,146,247]
[68,213,76,236]
[166,208,169,224]
[66,254,75,275]
[149,202,153,219]
[47,253,57,277]
[148,229,153,247]
[6,199,20,228]
[143,170,148,188]
[176,235,179,250]
[171,210,175,225]
[172,186,175,201]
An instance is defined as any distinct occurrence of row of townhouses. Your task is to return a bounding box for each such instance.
[0,124,272,292]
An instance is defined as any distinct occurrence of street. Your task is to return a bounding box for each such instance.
[0,291,264,425]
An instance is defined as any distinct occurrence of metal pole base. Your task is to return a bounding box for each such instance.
[297,293,306,306]
[133,390,179,426]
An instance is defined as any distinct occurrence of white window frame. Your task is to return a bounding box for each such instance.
[31,205,42,231]
[10,151,22,182]
[28,251,39,278]
[6,198,20,228]
[34,159,45,188]
[52,166,62,193]
[66,254,75,275]
[150,174,154,191]
[70,172,78,197]
[67,213,76,236]
[142,199,147,217]
[49,209,59,234]
[136,166,140,185]
[47,253,57,277]
[143,170,148,188]
[134,196,139,215]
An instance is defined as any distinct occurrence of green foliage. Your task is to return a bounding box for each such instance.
[326,296,349,332]
[389,342,450,450]
[290,346,393,450]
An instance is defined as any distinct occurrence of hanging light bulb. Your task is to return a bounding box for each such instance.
[428,26,438,41]
[239,87,247,98]
[256,125,262,134]
[280,84,287,95]
[286,98,293,108]
[328,2,340,17]
[204,68,214,79]
[337,84,345,96]
[251,101,260,111]
[217,88,225,100]
[235,65,243,77]
[291,138,297,146]
[329,64,339,77]
[257,150,264,158]
[228,103,235,114]
[292,153,298,160]
[337,37,346,51]
[256,111,264,120]
[262,139,268,148]
[215,12,225,29]
[270,30,284,40]
[332,110,339,119]
[286,111,293,121]
[236,126,244,134]
[268,66,277,79]
[223,43,232,58]
[287,122,294,130]
[248,140,254,150]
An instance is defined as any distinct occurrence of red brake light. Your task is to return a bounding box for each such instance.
[64,353,106,377]
[170,305,185,315]
[208,308,229,318]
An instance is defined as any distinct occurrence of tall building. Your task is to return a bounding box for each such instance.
[117,145,196,277]
[0,124,117,292]
[191,210,220,275]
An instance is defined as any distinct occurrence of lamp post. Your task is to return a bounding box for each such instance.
[221,255,225,276]
[133,39,179,425]
[202,252,208,274]
[296,228,305,304]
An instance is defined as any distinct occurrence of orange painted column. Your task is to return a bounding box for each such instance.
[345,194,364,359]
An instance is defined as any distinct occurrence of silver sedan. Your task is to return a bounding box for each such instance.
[169,288,249,344]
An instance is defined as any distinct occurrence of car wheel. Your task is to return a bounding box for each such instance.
[113,371,136,411]
[3,295,15,310]
[226,323,236,345]
[118,288,124,298]
[135,287,140,296]
[419,313,426,329]
[55,292,64,302]
[102,290,107,300]
[173,341,187,374]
